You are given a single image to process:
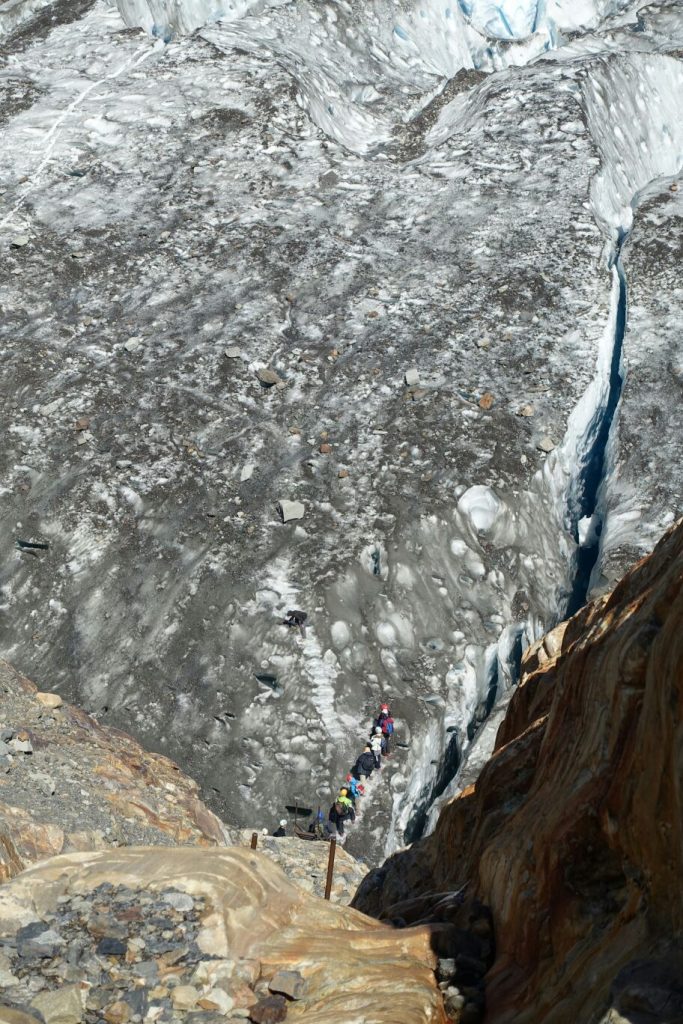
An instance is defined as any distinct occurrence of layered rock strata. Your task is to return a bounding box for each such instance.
[0,846,446,1024]
[354,517,683,1023]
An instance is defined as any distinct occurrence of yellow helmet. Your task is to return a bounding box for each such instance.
[339,788,348,797]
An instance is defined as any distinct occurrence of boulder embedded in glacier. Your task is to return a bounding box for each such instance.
[257,368,282,387]
[276,500,305,523]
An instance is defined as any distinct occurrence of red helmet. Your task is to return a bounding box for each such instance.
[346,774,352,782]
[380,703,389,712]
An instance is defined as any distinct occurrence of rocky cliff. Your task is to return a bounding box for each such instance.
[0,659,231,882]
[0,660,367,903]
[354,517,683,1023]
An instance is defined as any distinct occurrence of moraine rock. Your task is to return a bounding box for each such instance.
[0,660,231,882]
[0,847,443,1024]
[276,500,305,523]
[268,970,305,1000]
[256,368,281,387]
[35,694,63,710]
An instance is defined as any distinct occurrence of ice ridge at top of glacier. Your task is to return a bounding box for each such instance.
[461,0,629,39]
[116,0,632,48]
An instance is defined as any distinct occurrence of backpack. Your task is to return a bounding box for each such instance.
[381,716,394,735]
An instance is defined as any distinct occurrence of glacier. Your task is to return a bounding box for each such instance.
[0,0,682,861]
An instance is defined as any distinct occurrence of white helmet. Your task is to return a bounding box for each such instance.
[374,726,382,734]
[279,819,287,827]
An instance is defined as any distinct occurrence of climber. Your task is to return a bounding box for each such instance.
[328,798,355,837]
[345,774,364,802]
[272,818,288,837]
[337,788,354,812]
[376,703,395,755]
[351,744,375,781]
[282,609,307,638]
[370,727,386,769]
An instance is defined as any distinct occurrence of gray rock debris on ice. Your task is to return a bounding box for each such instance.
[0,0,681,859]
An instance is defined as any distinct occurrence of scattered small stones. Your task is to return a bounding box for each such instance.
[123,337,143,353]
[276,500,305,523]
[537,436,556,453]
[478,392,495,411]
[224,346,241,358]
[10,235,30,248]
[319,444,331,455]
[517,404,534,417]
[0,884,272,1024]
[476,338,490,350]
[338,469,349,479]
[404,368,420,387]
[74,416,90,432]
[240,464,255,482]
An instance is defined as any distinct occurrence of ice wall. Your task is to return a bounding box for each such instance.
[583,53,683,236]
[115,0,631,54]
[581,52,683,586]
[115,0,285,40]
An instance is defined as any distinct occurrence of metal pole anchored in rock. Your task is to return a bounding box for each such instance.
[324,838,336,901]
[250,832,258,850]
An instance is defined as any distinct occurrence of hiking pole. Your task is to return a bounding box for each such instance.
[250,832,258,850]
[324,838,337,901]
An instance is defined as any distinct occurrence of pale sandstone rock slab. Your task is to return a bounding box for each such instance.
[0,847,445,1024]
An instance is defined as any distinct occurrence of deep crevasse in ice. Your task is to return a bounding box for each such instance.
[580,52,683,586]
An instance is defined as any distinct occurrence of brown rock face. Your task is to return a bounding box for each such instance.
[355,518,683,1022]
[0,660,230,880]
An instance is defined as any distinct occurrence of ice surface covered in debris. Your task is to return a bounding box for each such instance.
[1,0,682,861]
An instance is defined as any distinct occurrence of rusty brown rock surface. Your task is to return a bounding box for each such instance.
[0,846,446,1024]
[0,660,231,881]
[354,518,683,1023]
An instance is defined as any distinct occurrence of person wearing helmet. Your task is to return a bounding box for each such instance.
[370,727,386,768]
[337,789,354,812]
[376,704,395,755]
[328,798,355,837]
[272,818,288,837]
